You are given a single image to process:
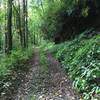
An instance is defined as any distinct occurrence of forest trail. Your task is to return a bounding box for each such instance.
[8,49,79,100]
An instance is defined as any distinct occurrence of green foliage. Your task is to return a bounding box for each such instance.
[50,34,100,100]
[0,47,33,75]
[39,40,54,51]
[0,47,33,93]
[40,0,65,39]
[31,0,100,40]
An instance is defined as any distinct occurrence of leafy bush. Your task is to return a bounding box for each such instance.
[50,34,100,100]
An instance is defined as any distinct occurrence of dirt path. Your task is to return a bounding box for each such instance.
[1,49,79,100]
[32,52,79,100]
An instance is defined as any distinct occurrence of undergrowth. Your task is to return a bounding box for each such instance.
[50,34,100,100]
[39,51,48,73]
[0,47,33,95]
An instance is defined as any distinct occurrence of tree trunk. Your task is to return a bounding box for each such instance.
[5,0,13,54]
[16,0,23,47]
[22,0,26,48]
[25,0,28,47]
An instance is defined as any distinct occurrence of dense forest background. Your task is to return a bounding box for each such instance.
[0,0,100,100]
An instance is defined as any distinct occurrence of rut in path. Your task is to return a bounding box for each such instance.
[3,50,79,100]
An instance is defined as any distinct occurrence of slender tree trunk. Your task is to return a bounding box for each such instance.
[4,1,7,53]
[5,0,13,54]
[16,0,23,47]
[25,0,28,47]
[22,0,26,48]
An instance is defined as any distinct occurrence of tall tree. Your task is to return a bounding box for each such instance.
[25,0,28,47]
[14,0,23,47]
[22,0,26,48]
[22,0,28,48]
[5,0,13,54]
